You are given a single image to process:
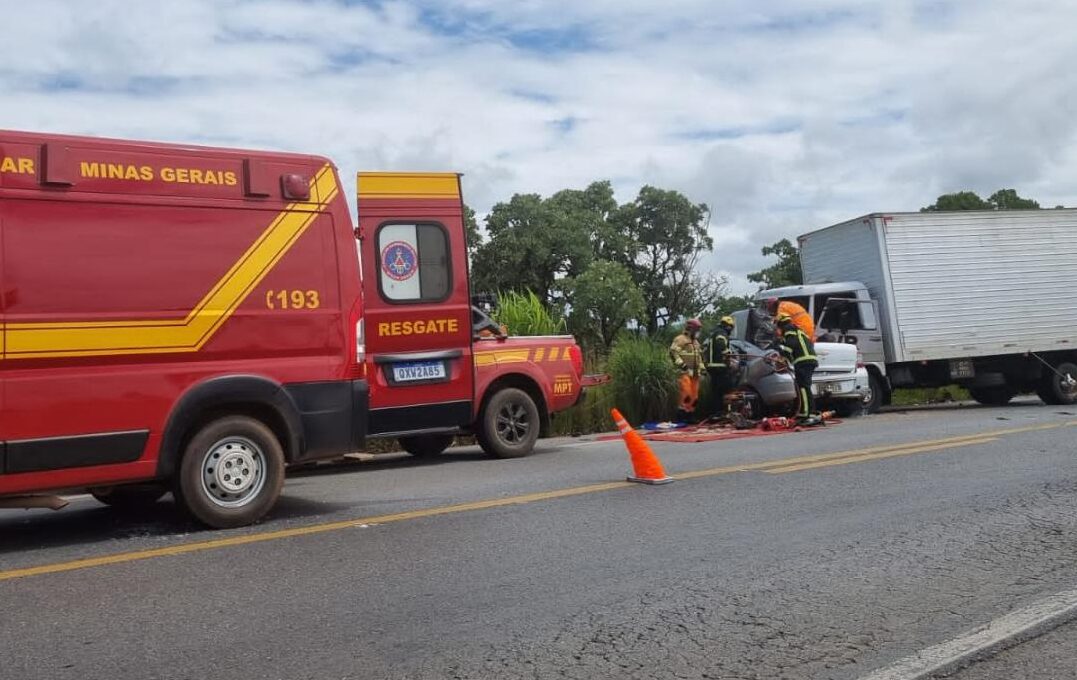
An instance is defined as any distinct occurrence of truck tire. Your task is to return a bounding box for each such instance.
[399,434,455,457]
[1036,361,1077,406]
[174,416,285,529]
[862,372,885,414]
[476,388,540,459]
[969,386,1017,406]
[91,483,168,509]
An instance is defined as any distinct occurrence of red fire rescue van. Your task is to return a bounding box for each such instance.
[0,131,590,528]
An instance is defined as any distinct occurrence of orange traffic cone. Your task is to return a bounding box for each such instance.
[611,408,674,485]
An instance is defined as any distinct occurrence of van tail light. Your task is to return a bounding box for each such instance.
[856,351,864,369]
[345,301,366,379]
[568,344,584,378]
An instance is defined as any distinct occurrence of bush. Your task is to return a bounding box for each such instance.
[494,290,567,336]
[550,384,615,436]
[606,337,679,425]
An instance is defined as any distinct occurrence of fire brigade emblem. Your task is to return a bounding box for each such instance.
[381,241,418,281]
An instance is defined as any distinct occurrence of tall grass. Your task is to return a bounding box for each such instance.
[606,336,679,425]
[494,290,567,336]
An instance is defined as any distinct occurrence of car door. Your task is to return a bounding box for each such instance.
[356,173,474,436]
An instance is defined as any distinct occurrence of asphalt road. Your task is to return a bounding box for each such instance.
[2,399,1077,680]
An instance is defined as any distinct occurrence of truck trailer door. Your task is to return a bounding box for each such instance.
[356,173,474,436]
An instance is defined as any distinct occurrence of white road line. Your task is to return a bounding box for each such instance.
[859,586,1077,680]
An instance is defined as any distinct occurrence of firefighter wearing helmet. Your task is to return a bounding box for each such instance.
[704,315,736,417]
[765,297,814,340]
[670,317,705,422]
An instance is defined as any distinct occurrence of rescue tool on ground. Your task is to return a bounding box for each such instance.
[0,130,601,528]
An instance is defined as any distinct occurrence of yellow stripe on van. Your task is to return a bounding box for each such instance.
[357,172,460,200]
[3,165,339,360]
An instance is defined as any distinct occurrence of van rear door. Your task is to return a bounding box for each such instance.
[356,173,474,436]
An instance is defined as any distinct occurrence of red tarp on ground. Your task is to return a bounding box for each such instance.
[595,419,841,443]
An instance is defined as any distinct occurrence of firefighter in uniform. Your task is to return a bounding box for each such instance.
[777,313,819,423]
[766,297,814,340]
[704,315,736,418]
[670,318,704,423]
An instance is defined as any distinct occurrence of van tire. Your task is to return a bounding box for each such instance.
[476,388,540,459]
[1037,361,1077,405]
[174,416,285,529]
[399,434,455,457]
[91,483,168,509]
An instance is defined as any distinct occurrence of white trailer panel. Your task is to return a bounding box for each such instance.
[801,209,1077,363]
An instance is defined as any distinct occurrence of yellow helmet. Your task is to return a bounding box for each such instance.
[720,316,735,328]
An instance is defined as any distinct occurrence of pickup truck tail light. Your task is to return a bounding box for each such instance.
[856,351,864,369]
[568,344,584,378]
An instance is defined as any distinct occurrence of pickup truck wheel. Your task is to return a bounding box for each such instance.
[862,373,884,414]
[174,416,285,529]
[399,434,455,457]
[970,386,1017,406]
[477,388,540,459]
[1036,362,1077,405]
[90,483,168,509]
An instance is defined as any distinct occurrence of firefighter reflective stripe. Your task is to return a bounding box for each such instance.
[670,333,703,373]
[705,332,730,369]
[781,329,817,365]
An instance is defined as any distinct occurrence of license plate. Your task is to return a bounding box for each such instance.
[949,359,975,380]
[392,360,446,383]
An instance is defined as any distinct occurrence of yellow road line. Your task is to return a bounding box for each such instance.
[1,420,1072,583]
[0,482,633,583]
[764,437,998,473]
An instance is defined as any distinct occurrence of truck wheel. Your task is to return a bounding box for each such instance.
[399,434,455,457]
[91,483,168,509]
[969,386,1017,406]
[477,388,540,459]
[1036,361,1077,406]
[862,373,884,414]
[174,416,285,529]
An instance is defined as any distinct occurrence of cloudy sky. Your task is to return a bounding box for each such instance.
[2,0,1074,292]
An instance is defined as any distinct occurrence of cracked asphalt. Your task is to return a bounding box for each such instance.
[2,399,1077,680]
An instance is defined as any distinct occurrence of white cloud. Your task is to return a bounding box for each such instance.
[2,0,1074,293]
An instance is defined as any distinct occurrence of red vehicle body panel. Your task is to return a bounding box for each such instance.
[0,132,586,509]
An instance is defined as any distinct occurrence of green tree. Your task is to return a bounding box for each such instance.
[567,260,645,352]
[702,293,755,325]
[987,189,1040,210]
[463,204,482,251]
[470,193,592,303]
[921,189,1041,212]
[618,186,713,334]
[747,238,802,289]
[921,191,990,211]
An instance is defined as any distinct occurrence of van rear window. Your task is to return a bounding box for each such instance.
[376,223,451,303]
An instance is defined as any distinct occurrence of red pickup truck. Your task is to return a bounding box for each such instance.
[0,130,591,528]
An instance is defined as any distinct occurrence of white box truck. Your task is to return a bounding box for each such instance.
[755,210,1077,412]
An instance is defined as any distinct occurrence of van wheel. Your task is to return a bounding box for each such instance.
[174,416,285,529]
[477,388,540,459]
[970,386,1017,406]
[399,434,455,457]
[91,483,168,509]
[1036,362,1077,406]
